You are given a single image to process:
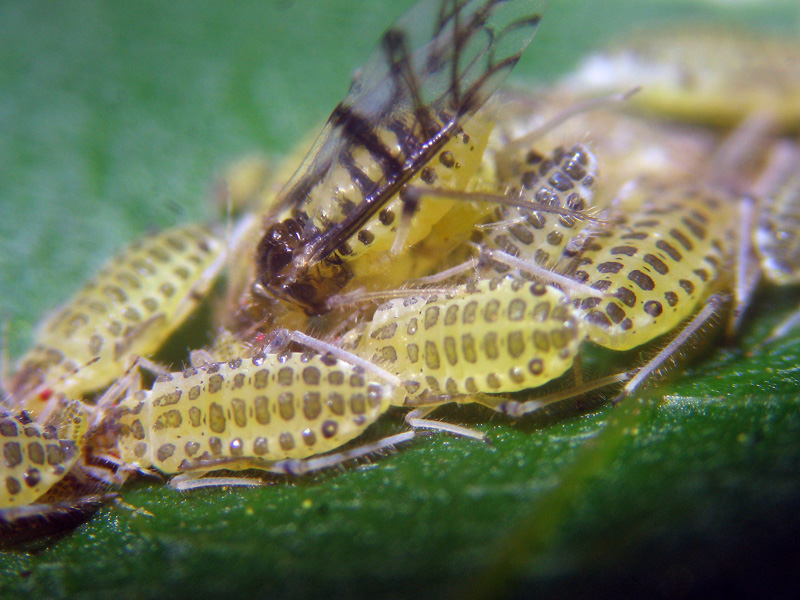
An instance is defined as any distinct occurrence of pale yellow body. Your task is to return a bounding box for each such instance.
[116,354,395,476]
[0,401,88,509]
[565,28,800,131]
[571,184,734,350]
[7,225,224,417]
[340,278,584,403]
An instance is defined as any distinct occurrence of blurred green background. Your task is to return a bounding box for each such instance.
[1,1,799,598]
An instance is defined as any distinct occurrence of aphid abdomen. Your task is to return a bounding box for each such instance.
[341,118,494,271]
[116,354,396,475]
[344,277,584,403]
[479,143,599,274]
[573,187,734,350]
[10,224,224,410]
[1,413,79,509]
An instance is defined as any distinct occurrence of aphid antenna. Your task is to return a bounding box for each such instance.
[112,495,154,518]
[324,285,461,312]
[614,294,728,403]
[417,186,608,225]
[407,259,478,285]
[496,86,641,162]
[266,430,419,477]
[474,214,529,231]
[280,329,402,387]
[479,247,607,298]
[404,407,488,441]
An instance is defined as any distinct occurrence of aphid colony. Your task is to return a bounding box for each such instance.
[2,0,800,539]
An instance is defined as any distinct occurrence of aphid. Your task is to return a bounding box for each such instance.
[0,409,81,510]
[4,224,225,419]
[339,276,586,412]
[0,393,131,543]
[563,26,800,131]
[241,0,546,321]
[112,352,405,488]
[6,1,800,545]
[337,119,781,414]
[476,142,601,277]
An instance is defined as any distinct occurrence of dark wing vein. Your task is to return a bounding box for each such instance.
[272,0,546,272]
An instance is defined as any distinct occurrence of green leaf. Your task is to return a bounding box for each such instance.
[2,1,799,598]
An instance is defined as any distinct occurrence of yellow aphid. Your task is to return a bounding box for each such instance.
[565,27,800,131]
[7,224,224,416]
[115,353,396,480]
[570,184,733,350]
[340,277,584,406]
[0,404,84,509]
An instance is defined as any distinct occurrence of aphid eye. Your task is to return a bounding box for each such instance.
[256,220,304,279]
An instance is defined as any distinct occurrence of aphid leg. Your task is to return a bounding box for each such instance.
[614,294,727,403]
[131,355,169,378]
[189,348,217,369]
[706,111,777,193]
[270,430,419,475]
[751,141,800,345]
[471,372,632,418]
[169,475,266,492]
[760,311,800,347]
[168,431,420,491]
[571,352,584,387]
[0,494,119,547]
[404,407,488,442]
[728,194,761,337]
[389,188,421,257]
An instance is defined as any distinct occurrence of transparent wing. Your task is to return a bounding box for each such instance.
[270,0,546,268]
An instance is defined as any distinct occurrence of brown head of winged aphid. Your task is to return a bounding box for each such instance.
[249,0,545,318]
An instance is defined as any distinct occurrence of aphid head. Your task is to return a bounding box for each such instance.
[255,218,350,316]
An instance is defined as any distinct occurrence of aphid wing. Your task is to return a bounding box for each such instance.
[269,0,545,256]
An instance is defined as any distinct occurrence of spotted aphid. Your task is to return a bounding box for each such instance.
[339,277,585,409]
[569,183,733,350]
[247,0,545,318]
[114,353,397,484]
[6,224,224,418]
[476,143,601,276]
[0,405,83,510]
